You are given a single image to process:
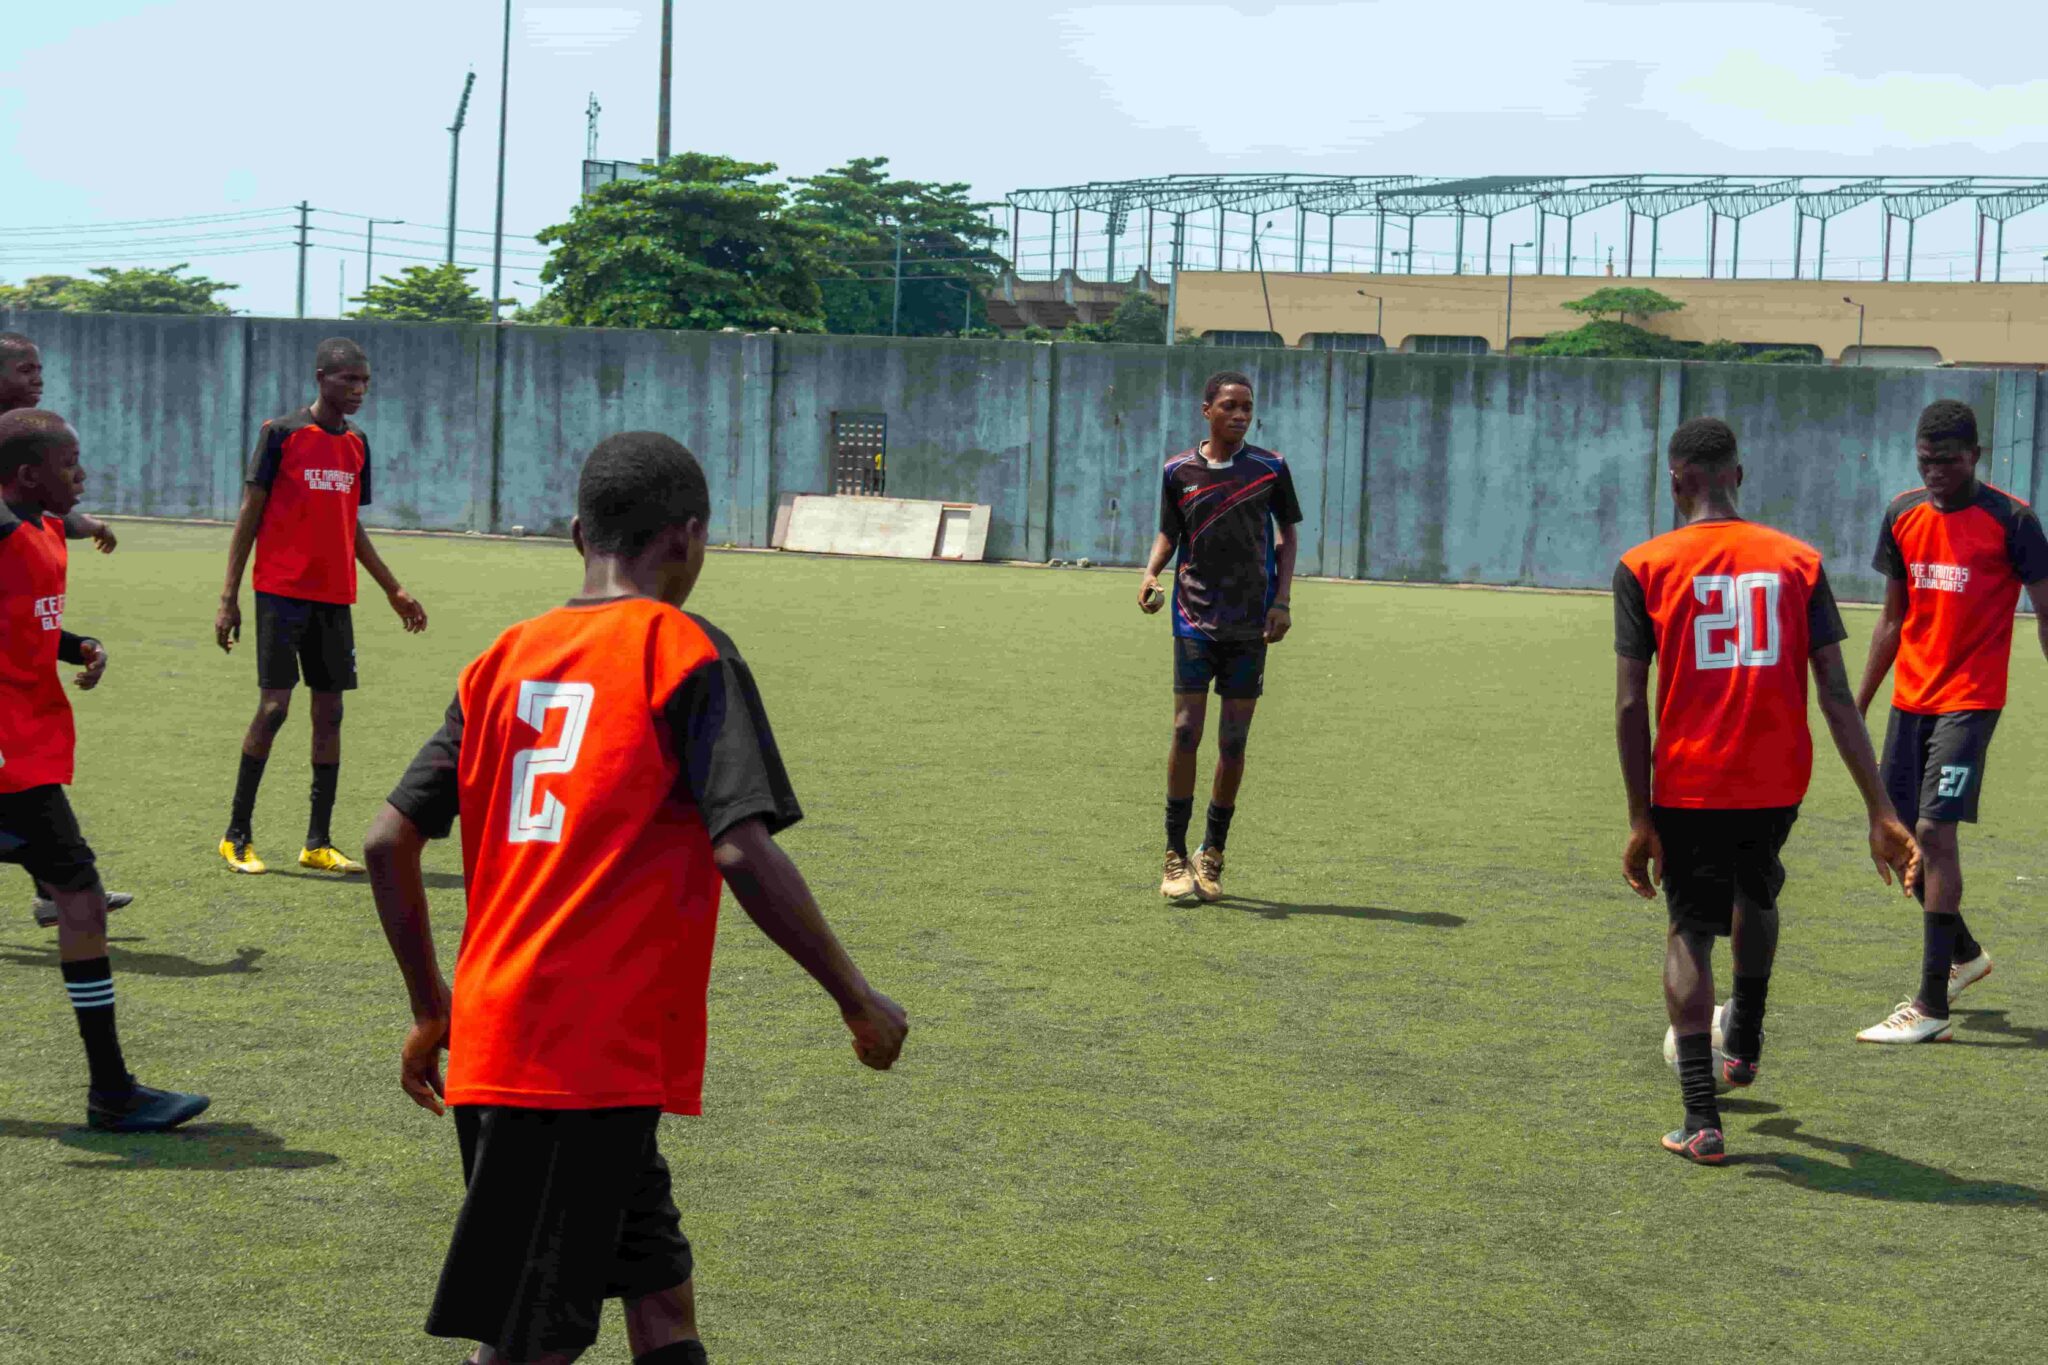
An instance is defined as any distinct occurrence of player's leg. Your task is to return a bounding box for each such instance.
[1194,666,1261,902]
[615,1118,703,1363]
[623,1283,704,1364]
[29,868,133,929]
[1162,642,1210,900]
[222,593,303,872]
[298,604,363,873]
[1653,809,1726,1163]
[1720,807,1794,1087]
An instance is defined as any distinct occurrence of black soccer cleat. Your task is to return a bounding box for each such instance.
[1661,1126,1726,1165]
[1722,1054,1759,1089]
[87,1079,211,1133]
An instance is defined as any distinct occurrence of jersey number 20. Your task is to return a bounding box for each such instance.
[1692,572,1782,670]
[508,681,596,844]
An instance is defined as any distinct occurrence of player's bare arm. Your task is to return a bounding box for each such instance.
[711,816,907,1071]
[1810,642,1918,893]
[215,483,269,651]
[1265,521,1296,644]
[1138,531,1174,612]
[364,801,453,1115]
[1853,577,1907,717]
[1614,655,1660,898]
[2027,579,2048,663]
[60,632,107,691]
[354,522,427,632]
[62,510,116,553]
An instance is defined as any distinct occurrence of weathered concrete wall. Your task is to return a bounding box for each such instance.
[7,309,2042,601]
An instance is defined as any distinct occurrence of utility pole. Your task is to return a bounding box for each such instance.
[491,0,511,323]
[657,0,673,161]
[1166,213,1184,346]
[1355,291,1383,348]
[446,70,475,265]
[890,219,904,336]
[1504,242,1533,354]
[366,218,403,292]
[1843,296,1865,365]
[294,201,311,319]
[586,92,601,159]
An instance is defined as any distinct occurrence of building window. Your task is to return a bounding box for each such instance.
[1203,330,1284,349]
[831,412,887,496]
[1304,333,1386,353]
[1408,335,1490,356]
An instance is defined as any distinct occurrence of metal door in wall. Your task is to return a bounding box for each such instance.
[831,412,887,495]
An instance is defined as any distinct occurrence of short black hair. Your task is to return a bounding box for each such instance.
[1669,416,1738,468]
[0,333,36,364]
[315,337,368,372]
[577,431,711,556]
[1917,399,1978,449]
[1204,370,1253,404]
[0,409,77,483]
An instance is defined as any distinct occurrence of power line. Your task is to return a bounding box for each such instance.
[0,208,292,235]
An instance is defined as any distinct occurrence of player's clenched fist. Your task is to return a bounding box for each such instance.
[844,989,908,1070]
[214,597,241,652]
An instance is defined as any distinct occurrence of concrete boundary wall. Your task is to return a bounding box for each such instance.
[7,309,2040,602]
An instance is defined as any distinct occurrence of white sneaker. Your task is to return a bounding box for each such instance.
[1949,952,1994,1004]
[32,891,133,929]
[1855,1000,1954,1044]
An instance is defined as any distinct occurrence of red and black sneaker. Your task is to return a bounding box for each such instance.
[1661,1126,1726,1165]
[1722,1054,1759,1089]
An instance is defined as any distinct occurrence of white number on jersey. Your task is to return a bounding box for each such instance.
[1692,572,1783,670]
[507,681,596,844]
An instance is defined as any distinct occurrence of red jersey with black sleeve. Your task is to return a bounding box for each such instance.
[248,408,372,605]
[0,504,74,792]
[1614,519,1847,810]
[1873,483,2048,715]
[385,597,802,1115]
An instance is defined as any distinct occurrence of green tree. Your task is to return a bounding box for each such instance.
[1521,319,1687,360]
[507,291,572,326]
[350,263,506,322]
[537,153,829,332]
[0,275,81,311]
[788,157,1005,337]
[1559,286,1685,324]
[50,264,236,315]
[1063,291,1168,344]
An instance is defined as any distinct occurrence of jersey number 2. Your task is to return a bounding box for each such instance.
[1692,573,1782,670]
[508,681,596,844]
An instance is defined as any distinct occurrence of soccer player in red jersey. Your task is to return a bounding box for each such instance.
[0,409,208,1131]
[1137,371,1301,904]
[1,332,133,926]
[365,432,907,1365]
[1615,418,1916,1164]
[1851,400,2048,1043]
[213,338,427,877]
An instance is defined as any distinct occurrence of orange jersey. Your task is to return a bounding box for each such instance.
[387,597,802,1115]
[1873,484,2048,715]
[248,409,371,605]
[1615,519,1846,810]
[0,509,73,792]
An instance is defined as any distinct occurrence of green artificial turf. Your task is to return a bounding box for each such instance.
[2,522,2045,1363]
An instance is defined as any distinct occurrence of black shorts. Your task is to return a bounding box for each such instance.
[255,591,356,693]
[1651,805,1799,937]
[1173,636,1266,699]
[0,785,99,893]
[427,1105,694,1358]
[1882,707,1998,826]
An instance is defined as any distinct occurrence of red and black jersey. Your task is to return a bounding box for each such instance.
[1873,482,2048,715]
[0,504,73,792]
[1158,443,1303,642]
[387,597,801,1116]
[248,408,372,605]
[1615,519,1847,810]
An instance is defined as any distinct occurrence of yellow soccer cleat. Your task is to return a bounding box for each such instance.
[298,845,367,875]
[219,839,267,875]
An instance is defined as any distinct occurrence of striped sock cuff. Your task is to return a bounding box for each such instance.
[60,958,115,1011]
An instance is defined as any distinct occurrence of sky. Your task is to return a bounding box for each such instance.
[4,0,2046,317]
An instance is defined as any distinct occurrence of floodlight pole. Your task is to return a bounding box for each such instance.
[1504,242,1533,355]
[446,70,475,264]
[490,0,511,323]
[890,219,904,336]
[657,0,673,161]
[1166,213,1184,346]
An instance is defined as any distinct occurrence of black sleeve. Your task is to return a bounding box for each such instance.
[1271,461,1304,526]
[1157,466,1184,539]
[663,645,803,843]
[1807,566,1849,652]
[1613,562,1655,661]
[61,511,94,541]
[56,632,99,666]
[1871,505,1906,580]
[245,423,284,490]
[2008,505,2048,583]
[386,695,465,840]
[357,430,374,509]
[0,501,19,544]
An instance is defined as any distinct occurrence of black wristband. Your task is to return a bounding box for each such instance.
[1271,602,1291,612]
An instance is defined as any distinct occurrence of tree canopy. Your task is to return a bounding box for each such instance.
[1062,291,1169,345]
[1559,287,1685,324]
[350,263,507,323]
[0,265,236,315]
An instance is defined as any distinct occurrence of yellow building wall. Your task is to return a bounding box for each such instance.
[1174,271,2048,366]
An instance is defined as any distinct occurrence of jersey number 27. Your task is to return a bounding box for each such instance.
[1692,572,1782,670]
[508,681,596,844]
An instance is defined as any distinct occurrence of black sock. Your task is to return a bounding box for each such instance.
[1953,914,1983,965]
[307,762,340,849]
[1165,796,1193,858]
[1675,1032,1719,1133]
[1204,803,1235,853]
[1728,975,1769,1062]
[1919,913,1959,1019]
[61,957,130,1094]
[634,1342,708,1365]
[227,751,267,841]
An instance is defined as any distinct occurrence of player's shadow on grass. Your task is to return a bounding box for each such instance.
[0,1119,338,1172]
[0,942,265,978]
[1949,1009,2048,1050]
[1218,896,1466,928]
[1739,1117,2045,1208]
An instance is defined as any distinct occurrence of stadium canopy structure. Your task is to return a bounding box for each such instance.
[1002,175,2048,283]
